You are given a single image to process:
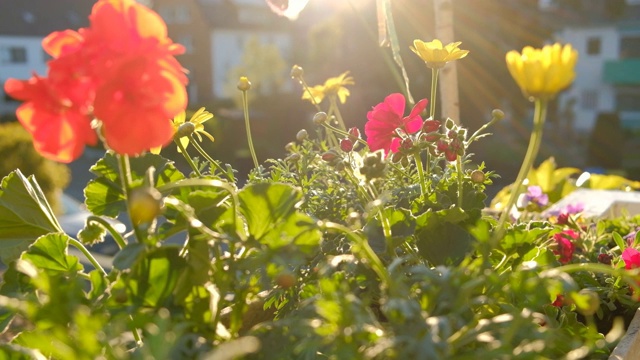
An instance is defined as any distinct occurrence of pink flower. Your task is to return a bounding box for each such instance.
[364,93,427,155]
[622,248,640,270]
[552,230,578,264]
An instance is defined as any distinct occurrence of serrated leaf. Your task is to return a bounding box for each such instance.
[238,183,302,242]
[0,170,63,265]
[84,152,184,217]
[21,233,82,274]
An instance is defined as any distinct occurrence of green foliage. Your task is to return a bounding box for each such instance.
[0,122,69,214]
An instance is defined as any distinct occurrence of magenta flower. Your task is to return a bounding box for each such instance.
[364,93,428,155]
[552,230,578,264]
[623,248,640,270]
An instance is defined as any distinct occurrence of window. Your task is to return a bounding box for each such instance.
[581,89,598,110]
[620,36,640,58]
[157,5,190,24]
[0,47,27,64]
[587,37,601,55]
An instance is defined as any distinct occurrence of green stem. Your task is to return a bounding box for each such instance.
[429,68,440,119]
[329,96,347,131]
[176,140,202,177]
[368,183,393,254]
[68,238,107,277]
[241,90,259,168]
[117,155,147,243]
[322,122,369,149]
[413,153,427,198]
[467,110,503,145]
[494,99,548,242]
[86,215,126,250]
[299,77,322,112]
[322,221,391,287]
[456,155,464,208]
[189,136,227,175]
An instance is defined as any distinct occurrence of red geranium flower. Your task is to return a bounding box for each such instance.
[622,248,640,270]
[3,0,188,161]
[364,93,427,155]
[552,230,578,264]
[3,76,97,163]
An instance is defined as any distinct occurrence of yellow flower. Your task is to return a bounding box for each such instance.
[506,43,578,100]
[302,71,354,104]
[151,107,214,154]
[410,39,469,69]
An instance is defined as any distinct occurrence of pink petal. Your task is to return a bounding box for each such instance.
[383,93,405,119]
[389,137,402,154]
[408,98,428,119]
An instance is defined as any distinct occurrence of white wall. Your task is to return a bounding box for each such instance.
[555,26,618,131]
[0,36,48,114]
[210,29,291,98]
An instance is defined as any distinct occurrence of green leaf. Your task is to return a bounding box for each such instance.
[21,233,82,274]
[414,210,473,265]
[0,170,63,265]
[112,243,146,270]
[84,152,184,217]
[238,183,302,242]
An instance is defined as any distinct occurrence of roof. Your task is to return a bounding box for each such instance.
[0,0,96,36]
[540,0,640,30]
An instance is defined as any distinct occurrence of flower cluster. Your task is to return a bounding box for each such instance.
[364,93,427,156]
[3,0,187,162]
[552,229,578,264]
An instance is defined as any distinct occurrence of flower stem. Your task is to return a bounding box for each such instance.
[322,221,391,287]
[322,122,369,149]
[189,136,227,176]
[329,96,347,131]
[68,238,106,277]
[117,154,146,243]
[86,215,127,250]
[176,140,202,177]
[429,68,440,119]
[456,155,464,208]
[494,99,548,240]
[240,89,259,168]
[413,153,427,198]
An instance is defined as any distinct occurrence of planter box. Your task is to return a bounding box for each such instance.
[610,308,640,360]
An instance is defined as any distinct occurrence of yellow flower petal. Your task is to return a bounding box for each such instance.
[411,38,468,69]
[506,43,578,100]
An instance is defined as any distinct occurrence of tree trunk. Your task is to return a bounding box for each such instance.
[433,0,460,124]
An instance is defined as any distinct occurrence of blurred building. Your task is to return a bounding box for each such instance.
[0,0,94,115]
[152,0,295,105]
[541,0,640,132]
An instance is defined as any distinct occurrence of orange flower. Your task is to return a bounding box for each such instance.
[3,0,188,160]
[3,76,97,163]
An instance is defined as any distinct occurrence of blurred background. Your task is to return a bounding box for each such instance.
[1,0,640,204]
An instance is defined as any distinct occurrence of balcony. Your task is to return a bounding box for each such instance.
[604,59,640,85]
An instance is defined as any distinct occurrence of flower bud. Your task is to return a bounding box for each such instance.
[340,138,354,152]
[286,153,301,163]
[313,112,328,125]
[492,109,505,120]
[237,76,251,91]
[470,170,485,183]
[348,127,361,141]
[597,253,612,265]
[321,150,340,162]
[447,129,457,139]
[422,119,441,133]
[174,122,196,140]
[285,142,296,152]
[129,187,163,225]
[290,65,304,79]
[296,129,308,142]
[276,273,296,289]
[391,151,404,164]
[445,149,457,162]
[400,137,413,151]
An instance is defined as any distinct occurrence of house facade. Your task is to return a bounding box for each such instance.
[0,0,95,115]
[541,0,640,131]
[153,0,295,106]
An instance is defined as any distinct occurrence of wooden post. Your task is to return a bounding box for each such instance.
[433,0,460,124]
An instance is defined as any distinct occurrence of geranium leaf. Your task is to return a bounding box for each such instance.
[84,152,184,217]
[21,233,83,274]
[238,183,302,242]
[0,170,63,265]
